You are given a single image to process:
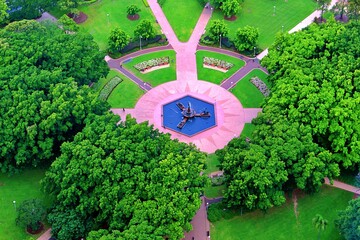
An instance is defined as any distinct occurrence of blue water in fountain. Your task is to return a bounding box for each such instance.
[162,95,216,137]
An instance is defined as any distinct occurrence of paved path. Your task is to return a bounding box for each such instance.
[257,0,340,60]
[183,197,210,240]
[36,12,57,22]
[324,178,360,194]
[197,45,268,90]
[37,228,51,240]
[105,45,173,91]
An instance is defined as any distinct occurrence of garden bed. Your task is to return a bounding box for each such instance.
[134,57,170,72]
[203,57,234,73]
[141,64,170,73]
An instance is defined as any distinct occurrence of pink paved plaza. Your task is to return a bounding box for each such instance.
[113,80,261,153]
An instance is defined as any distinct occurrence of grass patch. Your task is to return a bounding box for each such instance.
[0,169,50,240]
[123,50,176,86]
[240,123,256,139]
[211,186,352,240]
[162,0,204,42]
[93,70,144,108]
[204,154,221,175]
[231,69,269,108]
[196,50,245,84]
[51,0,161,50]
[207,0,317,49]
[205,185,226,199]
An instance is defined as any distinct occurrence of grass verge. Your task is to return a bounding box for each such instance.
[161,0,204,42]
[210,186,352,240]
[50,0,161,50]
[196,50,245,85]
[123,50,176,86]
[240,123,256,139]
[93,70,144,108]
[0,169,50,240]
[231,69,269,108]
[207,0,317,49]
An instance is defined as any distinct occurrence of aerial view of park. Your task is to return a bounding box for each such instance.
[1,0,360,239]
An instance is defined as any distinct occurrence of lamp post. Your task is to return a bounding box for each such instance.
[106,13,109,24]
[13,200,16,211]
[253,46,256,57]
[139,35,142,50]
[219,34,222,48]
[282,25,284,33]
[273,6,276,16]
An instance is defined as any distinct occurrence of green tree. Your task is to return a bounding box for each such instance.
[108,27,130,52]
[127,4,141,17]
[317,0,331,21]
[336,198,360,239]
[134,19,156,39]
[16,199,46,232]
[332,0,347,20]
[234,25,259,51]
[43,114,207,240]
[208,19,229,41]
[0,20,109,172]
[348,0,360,20]
[220,0,240,18]
[312,214,328,240]
[58,14,79,33]
[6,0,52,20]
[0,0,8,25]
[218,21,360,210]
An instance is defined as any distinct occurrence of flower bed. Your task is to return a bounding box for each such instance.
[250,76,270,97]
[203,57,234,70]
[134,57,170,72]
[99,76,123,101]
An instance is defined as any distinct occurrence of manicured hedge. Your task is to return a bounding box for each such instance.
[99,76,123,101]
[120,35,162,54]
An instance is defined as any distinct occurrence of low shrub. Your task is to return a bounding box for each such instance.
[203,57,234,70]
[99,76,123,101]
[134,57,169,72]
[250,76,270,97]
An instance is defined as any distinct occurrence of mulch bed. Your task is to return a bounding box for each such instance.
[224,15,237,21]
[27,222,44,235]
[127,14,140,21]
[67,12,88,24]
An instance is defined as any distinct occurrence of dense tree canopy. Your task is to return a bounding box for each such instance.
[0,0,8,24]
[208,19,229,41]
[234,25,259,51]
[43,114,207,240]
[6,0,53,20]
[218,20,360,210]
[220,0,240,18]
[0,20,109,171]
[134,19,156,40]
[335,197,360,239]
[108,27,130,52]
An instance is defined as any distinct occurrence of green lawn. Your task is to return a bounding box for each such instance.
[123,50,177,86]
[51,0,161,50]
[196,50,245,84]
[232,69,269,108]
[161,0,204,42]
[0,169,50,240]
[93,70,144,108]
[240,123,256,139]
[204,154,221,175]
[208,0,317,49]
[205,185,226,199]
[211,186,352,240]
